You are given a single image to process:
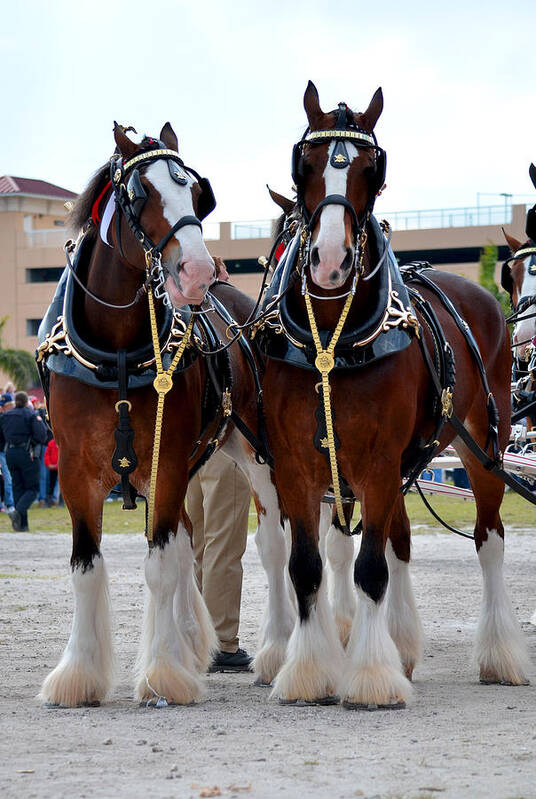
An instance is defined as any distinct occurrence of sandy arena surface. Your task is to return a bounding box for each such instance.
[1,527,535,799]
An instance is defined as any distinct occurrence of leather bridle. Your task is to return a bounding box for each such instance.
[109,147,215,307]
[292,103,386,284]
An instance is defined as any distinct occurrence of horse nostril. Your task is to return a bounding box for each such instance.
[311,247,320,267]
[341,247,353,271]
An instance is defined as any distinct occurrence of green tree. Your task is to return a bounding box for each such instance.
[0,316,39,389]
[478,244,510,316]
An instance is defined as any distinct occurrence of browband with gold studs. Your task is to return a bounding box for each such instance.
[122,148,184,173]
[306,130,375,147]
[513,246,536,259]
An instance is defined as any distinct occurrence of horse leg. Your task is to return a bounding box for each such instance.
[385,495,423,680]
[325,505,357,648]
[343,476,413,709]
[458,445,530,685]
[173,518,218,674]
[135,506,205,704]
[221,431,296,685]
[39,474,113,707]
[271,498,344,704]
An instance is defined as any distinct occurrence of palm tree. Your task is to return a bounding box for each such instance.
[0,316,39,389]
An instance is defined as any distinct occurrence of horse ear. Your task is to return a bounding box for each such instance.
[160,122,179,152]
[303,81,324,128]
[529,163,536,190]
[113,122,138,159]
[267,185,295,216]
[359,88,384,132]
[502,227,522,253]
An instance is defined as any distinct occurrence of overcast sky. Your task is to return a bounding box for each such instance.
[2,0,535,226]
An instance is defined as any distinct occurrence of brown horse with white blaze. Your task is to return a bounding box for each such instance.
[259,83,530,708]
[39,123,293,707]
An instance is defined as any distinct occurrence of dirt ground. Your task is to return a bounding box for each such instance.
[1,526,535,799]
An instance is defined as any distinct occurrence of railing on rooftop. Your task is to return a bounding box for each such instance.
[231,220,274,240]
[381,204,513,232]
[21,204,523,249]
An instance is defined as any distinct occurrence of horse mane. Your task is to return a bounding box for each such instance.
[273,213,286,239]
[69,136,165,235]
[69,162,111,235]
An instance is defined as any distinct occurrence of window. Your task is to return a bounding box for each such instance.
[26,268,64,283]
[26,319,41,336]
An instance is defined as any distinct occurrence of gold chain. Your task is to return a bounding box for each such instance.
[303,286,355,527]
[146,282,194,542]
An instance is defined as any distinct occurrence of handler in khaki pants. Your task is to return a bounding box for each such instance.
[187,448,253,672]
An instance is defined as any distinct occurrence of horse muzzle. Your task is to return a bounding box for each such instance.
[165,259,215,308]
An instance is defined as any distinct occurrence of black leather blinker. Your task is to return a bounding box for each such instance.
[168,159,188,185]
[196,177,216,220]
[126,169,147,219]
[501,261,513,295]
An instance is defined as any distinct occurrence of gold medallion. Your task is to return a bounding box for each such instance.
[315,352,334,374]
[153,373,173,394]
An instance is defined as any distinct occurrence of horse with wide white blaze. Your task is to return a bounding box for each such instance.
[37,122,292,707]
[255,82,531,709]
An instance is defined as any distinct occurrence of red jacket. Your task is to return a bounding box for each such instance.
[44,439,58,470]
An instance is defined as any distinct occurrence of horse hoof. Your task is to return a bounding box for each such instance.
[45,700,101,709]
[343,699,406,711]
[254,677,272,687]
[480,678,530,686]
[278,695,340,707]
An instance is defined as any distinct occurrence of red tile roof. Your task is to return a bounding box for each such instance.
[0,176,77,199]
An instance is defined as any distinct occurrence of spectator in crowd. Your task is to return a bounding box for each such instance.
[44,438,60,506]
[29,397,50,507]
[0,393,15,513]
[187,449,253,672]
[0,391,49,531]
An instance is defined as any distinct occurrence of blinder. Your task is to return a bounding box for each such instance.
[195,176,216,221]
[501,261,513,295]
[126,169,148,220]
[526,205,536,242]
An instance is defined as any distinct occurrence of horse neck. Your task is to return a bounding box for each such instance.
[82,239,152,351]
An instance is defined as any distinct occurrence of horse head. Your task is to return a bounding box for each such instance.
[502,229,536,360]
[293,82,385,290]
[107,122,216,307]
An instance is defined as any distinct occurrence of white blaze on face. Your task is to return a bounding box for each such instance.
[311,140,358,288]
[145,160,215,307]
[513,256,536,359]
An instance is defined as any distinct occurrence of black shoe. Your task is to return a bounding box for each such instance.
[208,648,253,673]
[8,510,22,532]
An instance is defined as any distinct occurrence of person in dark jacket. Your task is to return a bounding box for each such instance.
[0,391,49,531]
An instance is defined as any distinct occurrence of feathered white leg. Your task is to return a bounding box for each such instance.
[385,539,422,679]
[326,524,356,647]
[135,534,202,705]
[40,555,114,707]
[476,530,530,685]
[173,524,217,673]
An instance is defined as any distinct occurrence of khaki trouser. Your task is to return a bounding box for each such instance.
[187,449,250,653]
